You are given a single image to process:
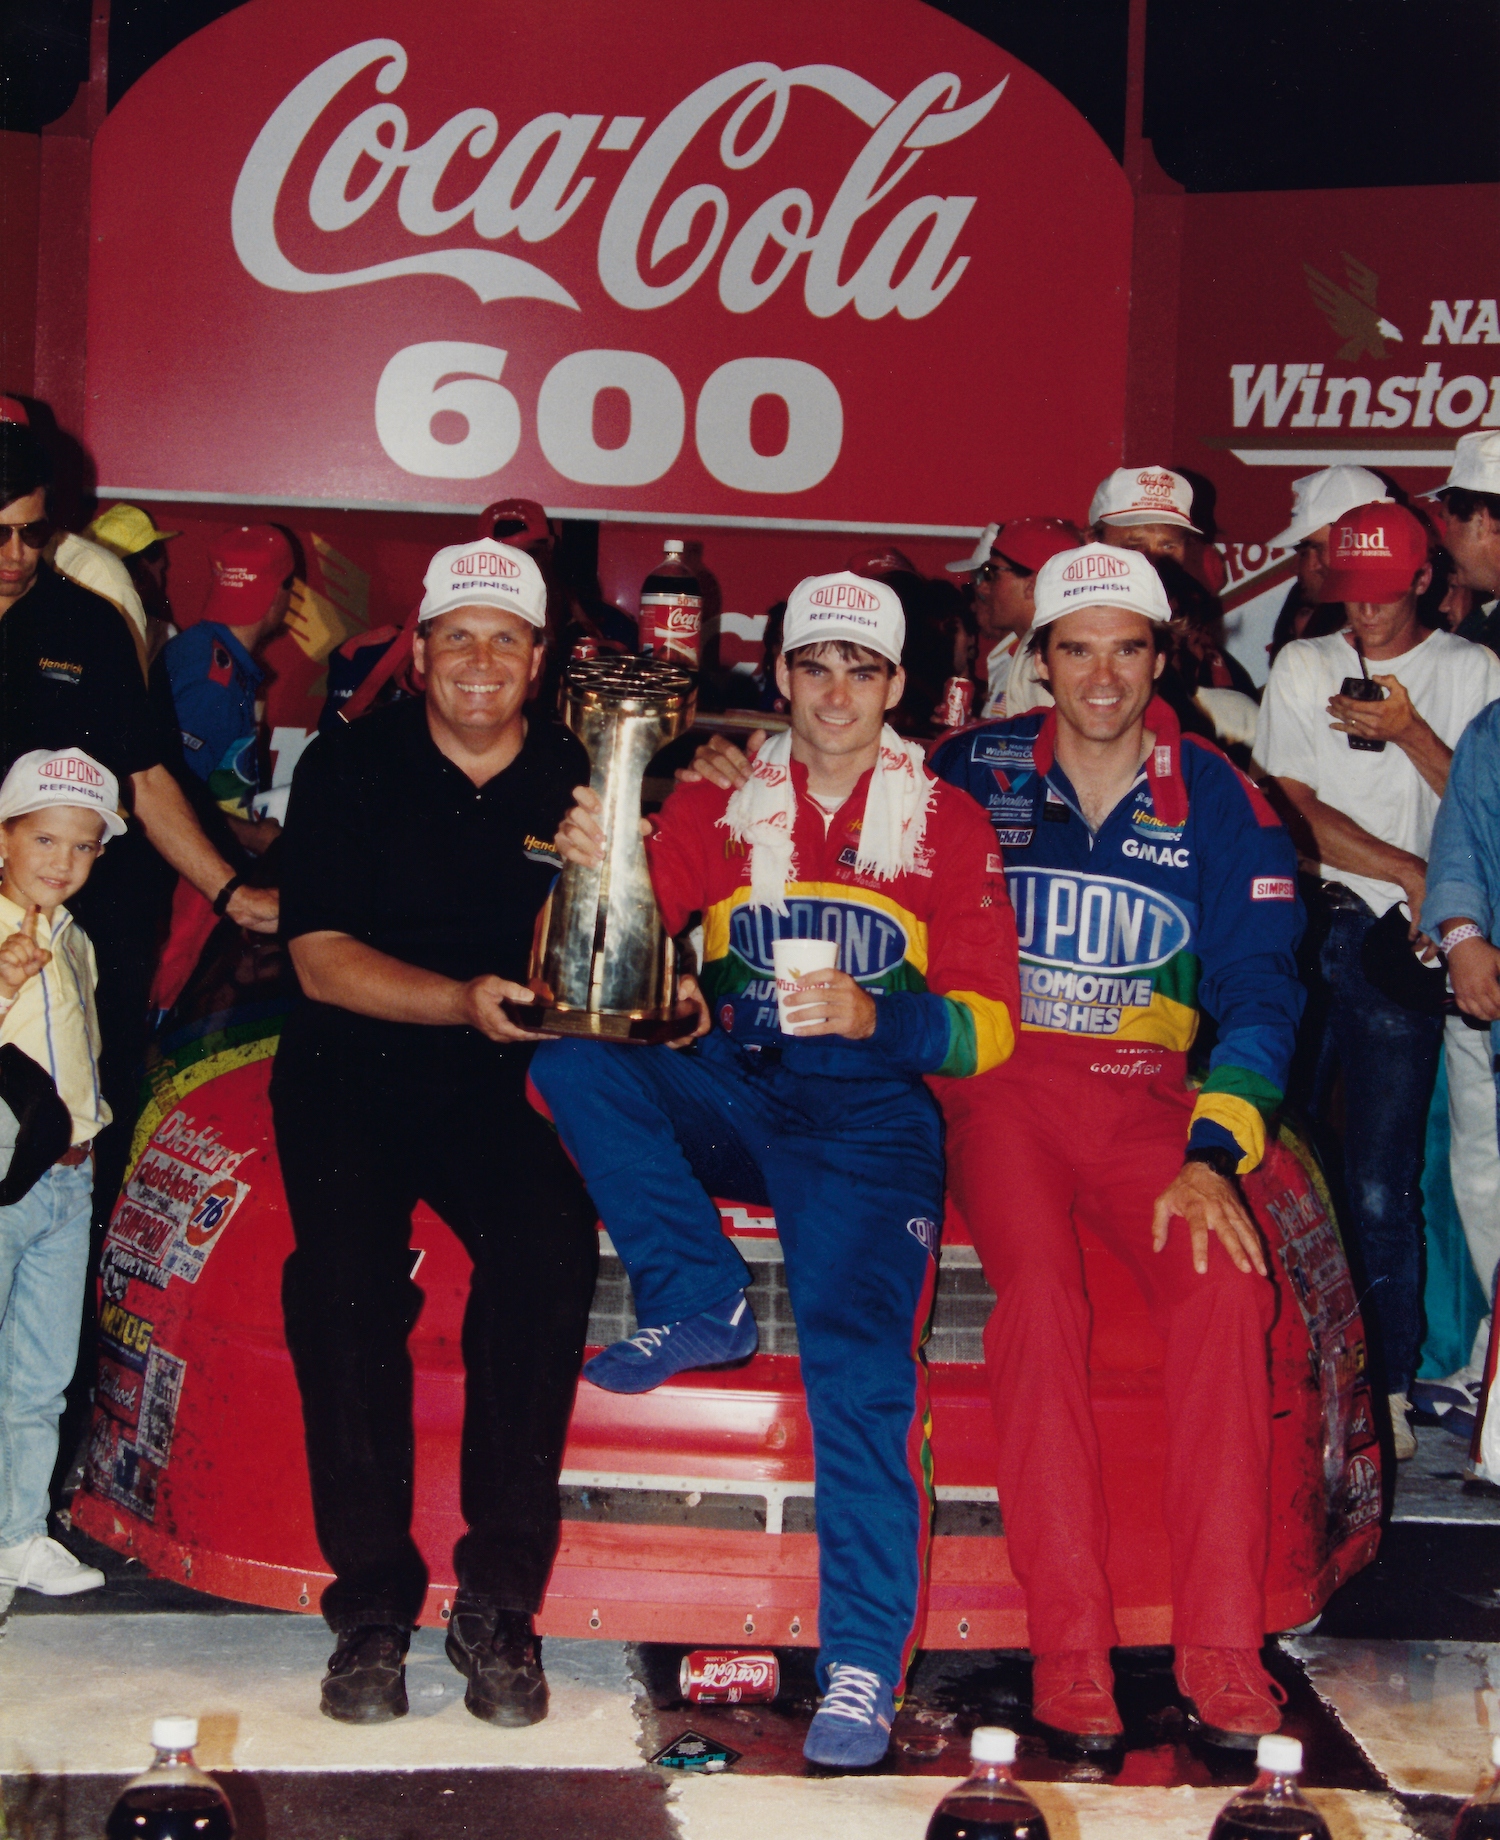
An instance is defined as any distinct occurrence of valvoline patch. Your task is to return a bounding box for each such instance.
[1009,867,1191,971]
[729,898,909,982]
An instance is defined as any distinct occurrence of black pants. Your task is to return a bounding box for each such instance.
[270,1019,598,1633]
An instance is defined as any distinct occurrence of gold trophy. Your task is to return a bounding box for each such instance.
[506,656,698,1042]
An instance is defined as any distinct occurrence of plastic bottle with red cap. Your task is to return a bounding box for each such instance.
[1206,1737,1332,1840]
[105,1718,235,1840]
[924,1727,1050,1840]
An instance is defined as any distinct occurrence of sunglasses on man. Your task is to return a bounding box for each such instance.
[0,520,51,549]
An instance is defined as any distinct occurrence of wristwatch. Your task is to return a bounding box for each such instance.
[212,873,245,917]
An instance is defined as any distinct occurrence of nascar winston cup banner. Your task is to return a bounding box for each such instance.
[85,0,1131,531]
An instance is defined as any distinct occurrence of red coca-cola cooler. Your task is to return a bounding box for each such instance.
[73,990,1379,1646]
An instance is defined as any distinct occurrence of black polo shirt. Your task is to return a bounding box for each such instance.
[276,695,588,1079]
[0,562,160,780]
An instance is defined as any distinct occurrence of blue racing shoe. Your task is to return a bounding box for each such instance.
[803,1663,895,1768]
[581,1292,757,1394]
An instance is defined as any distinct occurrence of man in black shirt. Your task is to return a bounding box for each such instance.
[272,538,597,1728]
[0,424,278,1228]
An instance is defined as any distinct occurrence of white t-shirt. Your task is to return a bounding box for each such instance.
[980,631,1020,717]
[1255,626,1500,915]
[997,637,1053,718]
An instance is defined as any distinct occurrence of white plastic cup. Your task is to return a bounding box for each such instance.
[772,937,838,1034]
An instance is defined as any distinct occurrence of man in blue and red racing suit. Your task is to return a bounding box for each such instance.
[530,571,1018,1769]
[929,544,1305,1750]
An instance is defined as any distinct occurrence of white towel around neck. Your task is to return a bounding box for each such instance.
[719,725,935,916]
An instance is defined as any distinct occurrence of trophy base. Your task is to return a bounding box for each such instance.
[501,1000,699,1045]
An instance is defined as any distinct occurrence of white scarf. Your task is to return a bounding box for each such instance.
[720,725,935,916]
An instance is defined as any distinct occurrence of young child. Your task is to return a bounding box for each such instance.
[0,747,125,1610]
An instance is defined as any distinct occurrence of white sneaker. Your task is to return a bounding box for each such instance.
[0,1535,105,1596]
[1388,1393,1417,1462]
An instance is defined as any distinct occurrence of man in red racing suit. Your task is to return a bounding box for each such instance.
[929,544,1304,1750]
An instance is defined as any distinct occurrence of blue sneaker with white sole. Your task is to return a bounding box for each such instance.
[803,1663,895,1768]
[582,1291,757,1394]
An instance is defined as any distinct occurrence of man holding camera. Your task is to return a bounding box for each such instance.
[1256,501,1500,1458]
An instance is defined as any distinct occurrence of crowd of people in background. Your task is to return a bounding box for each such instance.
[3,376,1500,1763]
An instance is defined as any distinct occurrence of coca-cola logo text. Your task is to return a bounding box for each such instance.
[232,41,1005,321]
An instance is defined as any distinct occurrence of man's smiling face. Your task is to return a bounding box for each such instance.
[1037,606,1165,745]
[414,603,543,744]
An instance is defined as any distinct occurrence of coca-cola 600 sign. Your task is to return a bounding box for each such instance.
[87,0,1131,531]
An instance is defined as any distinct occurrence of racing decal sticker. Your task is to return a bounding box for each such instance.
[105,1112,253,1288]
[136,1346,187,1466]
[1252,877,1296,900]
[906,1216,940,1255]
[729,897,909,982]
[1009,869,1191,970]
[652,1732,742,1772]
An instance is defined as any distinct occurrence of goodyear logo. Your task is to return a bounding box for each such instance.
[729,899,909,982]
[1009,868,1190,970]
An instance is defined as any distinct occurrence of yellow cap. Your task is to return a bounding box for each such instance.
[84,503,179,558]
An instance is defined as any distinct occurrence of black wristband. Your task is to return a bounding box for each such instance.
[1183,1144,1239,1179]
[212,873,245,918]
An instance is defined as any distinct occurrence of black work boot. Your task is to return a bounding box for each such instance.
[445,1601,549,1726]
[320,1624,410,1723]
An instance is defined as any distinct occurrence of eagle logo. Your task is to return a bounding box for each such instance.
[1304,252,1403,361]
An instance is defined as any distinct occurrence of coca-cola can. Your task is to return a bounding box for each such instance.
[941,675,974,728]
[680,1649,781,1703]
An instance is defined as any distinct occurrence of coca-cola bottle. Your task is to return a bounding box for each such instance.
[925,1727,1050,1840]
[639,539,703,668]
[1454,1737,1500,1840]
[1206,1737,1332,1840]
[105,1718,235,1840]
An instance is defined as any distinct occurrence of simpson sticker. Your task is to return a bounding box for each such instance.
[1251,877,1296,901]
[114,1113,253,1286]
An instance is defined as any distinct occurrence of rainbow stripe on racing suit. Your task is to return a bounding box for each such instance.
[930,695,1304,1172]
[651,761,1018,1079]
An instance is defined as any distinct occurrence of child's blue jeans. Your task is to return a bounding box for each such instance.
[0,1157,92,1547]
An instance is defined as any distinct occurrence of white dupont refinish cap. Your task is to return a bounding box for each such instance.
[970,1725,1018,1766]
[151,1717,198,1751]
[1257,1734,1303,1774]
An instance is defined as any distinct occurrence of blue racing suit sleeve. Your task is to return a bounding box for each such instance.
[1421,698,1500,941]
[1182,742,1305,1173]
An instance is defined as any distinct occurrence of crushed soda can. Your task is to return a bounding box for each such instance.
[940,675,974,728]
[680,1649,780,1703]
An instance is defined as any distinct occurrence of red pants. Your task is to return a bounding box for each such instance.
[938,1039,1275,1653]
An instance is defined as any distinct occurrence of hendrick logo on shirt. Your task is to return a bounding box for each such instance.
[523,833,562,864]
[38,655,81,684]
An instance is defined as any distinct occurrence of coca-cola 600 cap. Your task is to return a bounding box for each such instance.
[1089,466,1201,533]
[1320,503,1431,602]
[782,571,904,665]
[0,748,127,838]
[1032,544,1174,630]
[199,525,295,628]
[419,539,547,627]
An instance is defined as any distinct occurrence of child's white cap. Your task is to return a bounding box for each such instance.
[0,749,125,838]
[970,1726,1018,1766]
[1257,1735,1303,1774]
